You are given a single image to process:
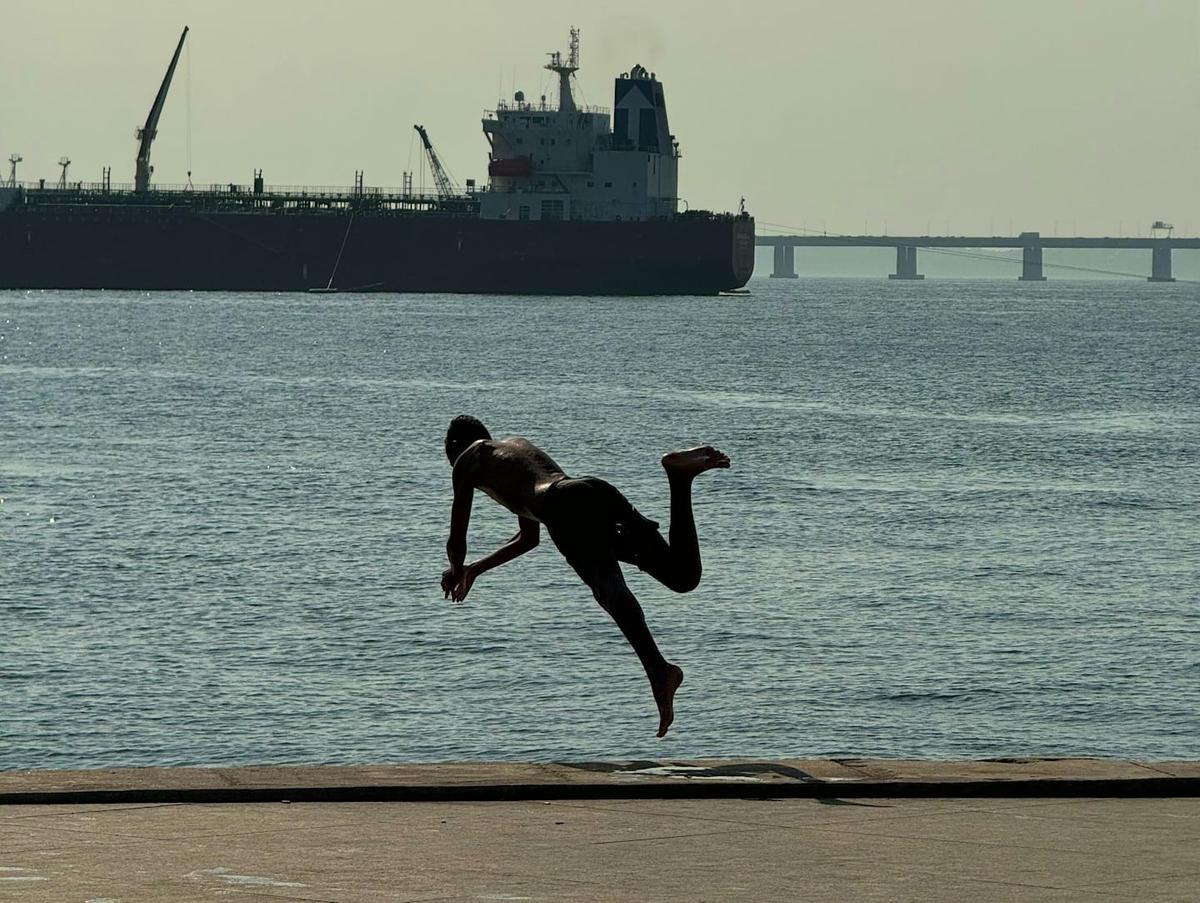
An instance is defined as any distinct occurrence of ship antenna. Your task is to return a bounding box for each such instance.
[544,27,579,114]
[7,153,23,187]
[58,157,71,189]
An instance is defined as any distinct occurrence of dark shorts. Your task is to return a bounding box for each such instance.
[542,476,661,587]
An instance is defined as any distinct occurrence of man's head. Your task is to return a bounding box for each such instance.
[445,414,491,465]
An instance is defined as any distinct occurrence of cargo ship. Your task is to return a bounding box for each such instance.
[0,28,754,295]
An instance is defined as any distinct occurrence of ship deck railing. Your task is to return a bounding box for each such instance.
[489,101,609,116]
[12,180,473,199]
[10,181,482,215]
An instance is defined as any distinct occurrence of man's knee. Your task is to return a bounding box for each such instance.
[665,566,701,594]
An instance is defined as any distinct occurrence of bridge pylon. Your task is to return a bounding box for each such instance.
[888,245,924,280]
[1149,244,1175,282]
[1019,233,1047,281]
[770,243,798,278]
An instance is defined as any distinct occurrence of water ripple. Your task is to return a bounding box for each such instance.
[2,279,1198,767]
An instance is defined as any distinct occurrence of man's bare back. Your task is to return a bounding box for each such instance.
[452,437,567,523]
[441,415,729,737]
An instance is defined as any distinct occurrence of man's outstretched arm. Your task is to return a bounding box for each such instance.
[446,517,539,602]
[443,467,474,590]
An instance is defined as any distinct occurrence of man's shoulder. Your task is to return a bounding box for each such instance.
[451,440,490,482]
[487,436,554,462]
[495,435,537,450]
[456,436,560,478]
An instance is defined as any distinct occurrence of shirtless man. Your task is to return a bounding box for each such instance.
[440,415,729,737]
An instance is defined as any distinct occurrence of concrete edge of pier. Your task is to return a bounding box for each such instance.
[2,758,1197,805]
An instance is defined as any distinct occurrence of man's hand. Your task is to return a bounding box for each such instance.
[442,516,538,603]
[440,567,460,599]
[449,565,477,603]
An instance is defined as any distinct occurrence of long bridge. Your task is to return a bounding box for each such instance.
[757,232,1200,282]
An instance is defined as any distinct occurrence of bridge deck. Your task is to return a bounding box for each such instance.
[757,235,1200,249]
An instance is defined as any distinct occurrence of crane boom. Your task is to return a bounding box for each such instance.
[414,124,459,199]
[135,26,189,193]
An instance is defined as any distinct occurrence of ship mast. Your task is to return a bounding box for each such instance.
[134,26,189,193]
[545,28,579,113]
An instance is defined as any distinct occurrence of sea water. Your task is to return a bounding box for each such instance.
[2,278,1197,768]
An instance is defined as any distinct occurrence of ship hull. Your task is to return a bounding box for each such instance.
[0,204,754,295]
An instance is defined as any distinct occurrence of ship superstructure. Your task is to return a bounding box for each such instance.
[0,28,753,294]
[481,29,680,223]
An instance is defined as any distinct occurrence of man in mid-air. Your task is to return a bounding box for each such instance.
[440,415,729,737]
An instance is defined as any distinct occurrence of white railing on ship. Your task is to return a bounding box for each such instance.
[488,102,609,115]
[15,181,477,201]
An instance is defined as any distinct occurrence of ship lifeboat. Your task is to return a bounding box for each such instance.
[488,156,534,178]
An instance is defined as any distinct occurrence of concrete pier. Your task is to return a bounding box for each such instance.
[889,244,924,280]
[1150,243,1176,282]
[770,242,798,278]
[1,759,1198,902]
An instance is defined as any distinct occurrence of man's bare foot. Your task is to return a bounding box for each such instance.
[661,445,731,477]
[652,664,685,738]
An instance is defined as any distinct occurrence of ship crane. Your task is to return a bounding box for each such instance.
[134,26,189,193]
[414,124,460,199]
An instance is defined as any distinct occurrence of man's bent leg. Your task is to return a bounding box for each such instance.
[589,565,684,738]
[627,445,729,594]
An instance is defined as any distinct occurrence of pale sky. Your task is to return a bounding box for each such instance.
[2,0,1197,237]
